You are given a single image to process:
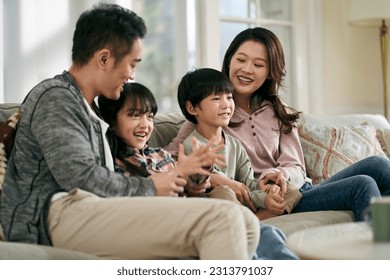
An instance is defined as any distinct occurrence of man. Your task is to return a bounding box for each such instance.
[0,3,259,259]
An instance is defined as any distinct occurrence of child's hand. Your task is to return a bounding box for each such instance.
[175,136,225,178]
[150,171,186,196]
[186,177,211,196]
[264,193,285,215]
[259,172,287,197]
[228,181,257,212]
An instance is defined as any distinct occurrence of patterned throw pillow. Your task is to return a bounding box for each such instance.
[0,110,20,192]
[375,128,390,158]
[298,123,386,184]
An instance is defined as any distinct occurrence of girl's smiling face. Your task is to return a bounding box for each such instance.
[113,101,154,150]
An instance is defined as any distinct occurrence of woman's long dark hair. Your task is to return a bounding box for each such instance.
[222,27,301,133]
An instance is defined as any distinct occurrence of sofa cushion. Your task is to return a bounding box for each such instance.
[298,123,386,184]
[0,103,20,123]
[376,128,390,158]
[0,224,4,241]
[0,110,20,193]
[0,241,101,259]
[148,111,185,148]
[263,210,354,236]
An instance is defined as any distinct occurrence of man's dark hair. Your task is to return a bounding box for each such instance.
[72,3,147,66]
[177,68,234,124]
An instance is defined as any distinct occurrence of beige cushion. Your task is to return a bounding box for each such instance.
[298,123,386,184]
[148,111,185,148]
[0,224,4,241]
[263,211,354,236]
[0,110,20,192]
[376,128,390,158]
[0,241,101,260]
[298,113,390,130]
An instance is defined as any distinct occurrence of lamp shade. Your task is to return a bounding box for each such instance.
[348,0,390,26]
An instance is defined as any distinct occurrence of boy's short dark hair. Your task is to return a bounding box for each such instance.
[177,68,234,124]
[72,3,147,66]
[98,82,158,127]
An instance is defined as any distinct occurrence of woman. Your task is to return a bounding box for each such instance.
[166,27,390,221]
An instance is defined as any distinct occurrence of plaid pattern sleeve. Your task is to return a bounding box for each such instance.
[117,145,176,177]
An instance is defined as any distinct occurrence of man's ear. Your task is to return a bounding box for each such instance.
[186,101,198,116]
[97,49,110,69]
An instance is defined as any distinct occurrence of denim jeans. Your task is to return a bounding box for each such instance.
[254,223,298,260]
[292,156,390,221]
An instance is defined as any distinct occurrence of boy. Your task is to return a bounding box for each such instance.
[178,68,286,214]
[177,68,299,259]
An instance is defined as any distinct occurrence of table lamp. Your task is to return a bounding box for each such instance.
[348,0,390,119]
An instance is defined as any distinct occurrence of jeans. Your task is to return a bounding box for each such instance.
[254,223,298,260]
[293,156,390,221]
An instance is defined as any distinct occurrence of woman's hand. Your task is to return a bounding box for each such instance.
[150,171,186,196]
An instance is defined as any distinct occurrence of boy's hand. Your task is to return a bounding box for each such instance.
[185,177,211,196]
[259,172,287,197]
[264,193,285,215]
[176,136,225,178]
[150,171,186,196]
[228,181,257,212]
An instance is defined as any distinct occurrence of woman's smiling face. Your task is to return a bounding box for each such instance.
[228,40,269,99]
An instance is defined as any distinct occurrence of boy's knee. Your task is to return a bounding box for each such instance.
[207,185,240,204]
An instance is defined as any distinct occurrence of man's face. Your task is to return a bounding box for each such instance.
[101,38,143,100]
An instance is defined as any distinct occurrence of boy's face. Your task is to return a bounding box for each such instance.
[113,103,154,150]
[194,92,235,127]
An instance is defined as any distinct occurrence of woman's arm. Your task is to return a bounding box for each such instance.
[259,125,307,187]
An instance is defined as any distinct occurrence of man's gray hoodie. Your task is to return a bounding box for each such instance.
[0,71,156,245]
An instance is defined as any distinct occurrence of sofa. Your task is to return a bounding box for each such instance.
[147,109,390,235]
[1,102,389,259]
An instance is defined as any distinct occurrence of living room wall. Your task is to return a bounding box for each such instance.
[322,0,388,117]
[0,0,388,119]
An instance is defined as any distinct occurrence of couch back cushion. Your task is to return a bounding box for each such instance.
[148,111,185,148]
[0,106,21,188]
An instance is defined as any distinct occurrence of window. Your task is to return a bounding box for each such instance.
[1,0,321,113]
[133,0,194,113]
[196,0,323,113]
[218,0,294,105]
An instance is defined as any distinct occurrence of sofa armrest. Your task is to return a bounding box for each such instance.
[0,103,20,123]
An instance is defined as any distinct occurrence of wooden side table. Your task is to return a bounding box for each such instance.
[286,222,390,259]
